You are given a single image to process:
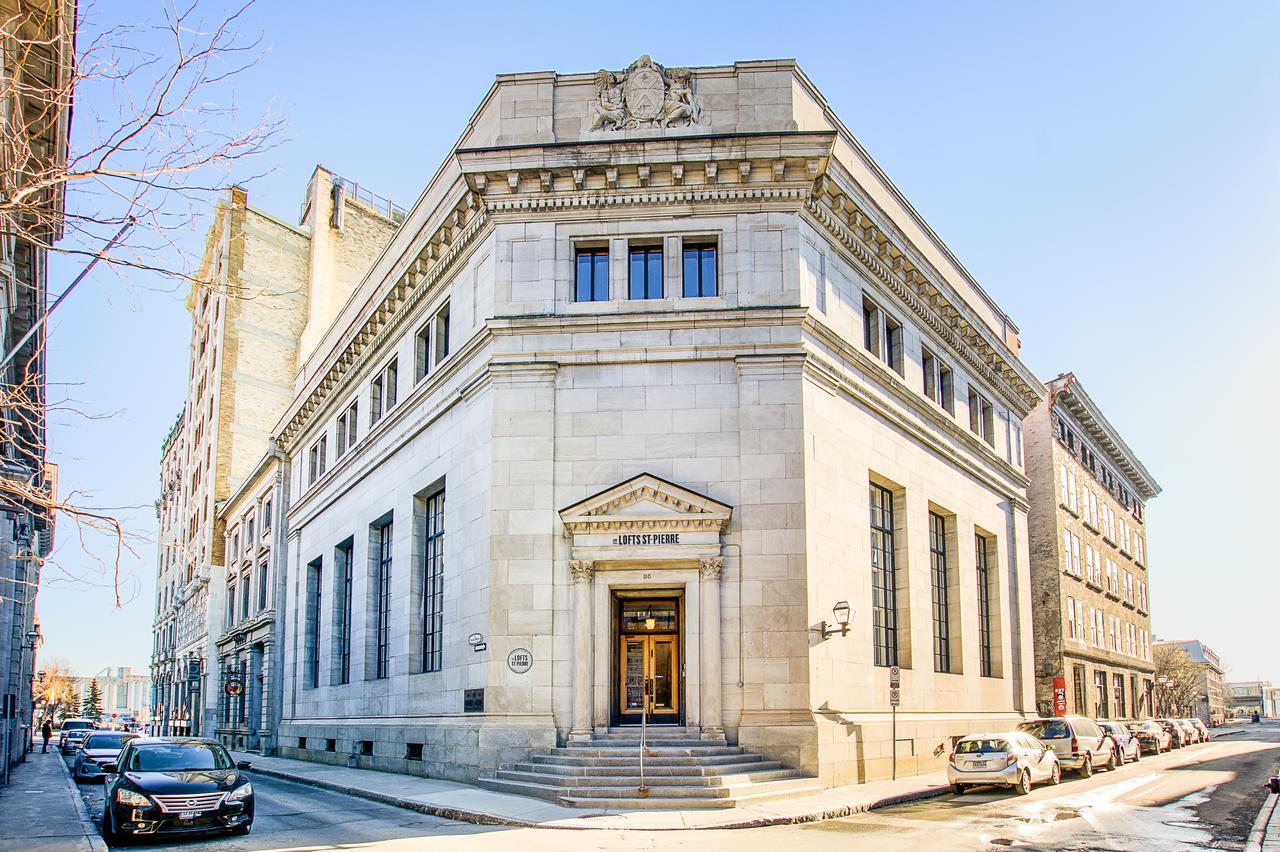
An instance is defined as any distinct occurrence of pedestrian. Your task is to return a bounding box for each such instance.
[40,719,52,753]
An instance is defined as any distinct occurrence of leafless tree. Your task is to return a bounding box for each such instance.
[1153,645,1203,717]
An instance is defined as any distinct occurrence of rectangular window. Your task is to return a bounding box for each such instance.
[575,247,609,302]
[1073,664,1087,715]
[863,296,904,374]
[929,512,951,673]
[370,359,397,426]
[414,321,431,383]
[335,538,354,685]
[305,558,322,689]
[1094,670,1109,718]
[257,562,268,611]
[421,490,446,673]
[1067,597,1077,640]
[975,533,993,677]
[967,387,995,446]
[922,349,955,414]
[682,242,717,297]
[628,244,663,299]
[241,573,251,619]
[372,518,393,679]
[433,302,450,366]
[869,482,897,668]
[308,435,327,485]
[262,497,273,532]
[226,582,236,627]
[336,402,358,457]
[1113,673,1126,718]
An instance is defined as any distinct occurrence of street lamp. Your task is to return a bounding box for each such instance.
[812,601,854,640]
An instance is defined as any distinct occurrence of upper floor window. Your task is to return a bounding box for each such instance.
[336,401,358,457]
[629,244,663,299]
[682,241,717,297]
[261,497,273,532]
[967,387,995,447]
[414,300,452,383]
[370,358,398,426]
[307,434,327,485]
[575,247,609,302]
[922,348,954,414]
[862,296,903,375]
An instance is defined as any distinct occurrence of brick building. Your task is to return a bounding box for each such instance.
[1025,373,1160,721]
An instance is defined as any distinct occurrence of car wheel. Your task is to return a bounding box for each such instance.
[1049,762,1062,785]
[953,783,967,795]
[102,808,126,846]
[1078,755,1093,778]
[1132,745,1140,763]
[1015,770,1032,795]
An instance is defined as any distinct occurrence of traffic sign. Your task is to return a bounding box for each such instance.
[889,665,901,687]
[889,688,901,706]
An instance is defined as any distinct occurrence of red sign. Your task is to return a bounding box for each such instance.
[111,712,118,719]
[1052,677,1068,716]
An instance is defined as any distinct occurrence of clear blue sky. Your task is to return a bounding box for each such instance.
[38,1,1279,686]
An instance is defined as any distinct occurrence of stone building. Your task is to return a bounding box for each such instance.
[1153,638,1226,726]
[1025,373,1160,721]
[147,168,401,740]
[72,667,151,724]
[0,0,71,782]
[1226,680,1272,718]
[149,411,187,734]
[270,55,1044,800]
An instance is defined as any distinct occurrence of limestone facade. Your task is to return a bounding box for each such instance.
[148,169,400,741]
[1024,373,1160,721]
[149,411,187,734]
[272,56,1044,787]
[1153,639,1226,725]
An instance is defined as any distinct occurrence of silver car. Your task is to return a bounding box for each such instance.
[58,719,97,754]
[73,732,138,783]
[948,732,1061,795]
[1018,716,1113,776]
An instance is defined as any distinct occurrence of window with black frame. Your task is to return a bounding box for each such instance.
[929,512,951,673]
[575,247,609,302]
[975,534,993,677]
[421,490,445,673]
[335,539,353,685]
[373,519,393,679]
[870,482,897,668]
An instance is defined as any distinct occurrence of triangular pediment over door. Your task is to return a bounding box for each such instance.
[559,473,732,565]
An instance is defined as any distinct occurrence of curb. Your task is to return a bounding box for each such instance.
[54,753,109,851]
[243,763,950,831]
[1245,792,1277,852]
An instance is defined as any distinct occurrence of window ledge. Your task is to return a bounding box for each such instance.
[1103,535,1117,546]
[1082,520,1099,534]
[1119,549,1133,560]
[1104,591,1121,602]
[1122,600,1136,610]
[1137,607,1148,617]
[1059,502,1080,518]
[1085,580,1103,593]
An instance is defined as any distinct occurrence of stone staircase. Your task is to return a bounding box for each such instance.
[478,727,821,809]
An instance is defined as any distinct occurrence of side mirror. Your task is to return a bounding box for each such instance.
[101,761,118,773]
[236,760,252,770]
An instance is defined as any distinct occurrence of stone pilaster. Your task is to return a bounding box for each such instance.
[568,560,595,742]
[699,557,724,739]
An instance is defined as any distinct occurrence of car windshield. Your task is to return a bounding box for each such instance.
[1018,720,1069,739]
[125,743,232,772]
[63,722,93,731]
[956,738,1007,754]
[84,734,133,750]
[1127,722,1153,732]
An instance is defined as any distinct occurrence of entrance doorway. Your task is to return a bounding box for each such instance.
[614,597,682,725]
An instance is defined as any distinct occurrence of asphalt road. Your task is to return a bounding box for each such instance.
[65,723,1279,851]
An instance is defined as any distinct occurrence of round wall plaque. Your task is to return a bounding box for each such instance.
[507,648,533,674]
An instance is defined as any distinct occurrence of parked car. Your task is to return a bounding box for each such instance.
[58,719,97,754]
[1189,718,1211,742]
[74,732,139,783]
[1017,716,1114,776]
[1155,718,1188,748]
[101,737,254,842]
[948,732,1061,795]
[1176,719,1201,744]
[1098,721,1141,766]
[1127,719,1172,754]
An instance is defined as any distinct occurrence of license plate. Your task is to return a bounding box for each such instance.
[971,761,988,768]
[179,811,200,820]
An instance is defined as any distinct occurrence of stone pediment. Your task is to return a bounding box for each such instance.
[560,474,731,564]
[559,473,731,534]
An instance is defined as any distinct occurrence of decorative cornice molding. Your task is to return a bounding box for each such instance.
[804,195,1042,417]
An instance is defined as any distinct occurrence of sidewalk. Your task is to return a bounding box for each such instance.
[1245,791,1278,852]
[230,750,948,830]
[0,749,106,851]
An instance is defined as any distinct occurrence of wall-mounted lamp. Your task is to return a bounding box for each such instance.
[812,601,853,639]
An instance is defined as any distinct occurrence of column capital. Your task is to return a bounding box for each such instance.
[569,560,595,583]
[699,557,724,579]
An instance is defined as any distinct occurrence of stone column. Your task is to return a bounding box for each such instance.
[569,561,595,742]
[699,558,724,739]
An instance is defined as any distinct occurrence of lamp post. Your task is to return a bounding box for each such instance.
[1157,675,1170,716]
[811,601,854,640]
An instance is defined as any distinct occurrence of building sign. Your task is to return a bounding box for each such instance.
[1052,676,1068,716]
[224,677,244,697]
[612,533,680,546]
[464,688,484,713]
[507,648,533,674]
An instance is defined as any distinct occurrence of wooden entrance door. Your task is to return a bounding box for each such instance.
[615,598,681,724]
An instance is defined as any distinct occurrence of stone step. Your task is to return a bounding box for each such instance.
[556,795,738,810]
[603,726,701,736]
[510,758,783,777]
[528,752,768,768]
[568,737,716,748]
[494,767,804,788]
[539,745,746,757]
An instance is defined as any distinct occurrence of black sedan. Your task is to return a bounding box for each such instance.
[74,731,139,782]
[101,737,254,842]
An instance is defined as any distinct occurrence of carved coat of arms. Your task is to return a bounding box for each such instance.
[588,55,703,131]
